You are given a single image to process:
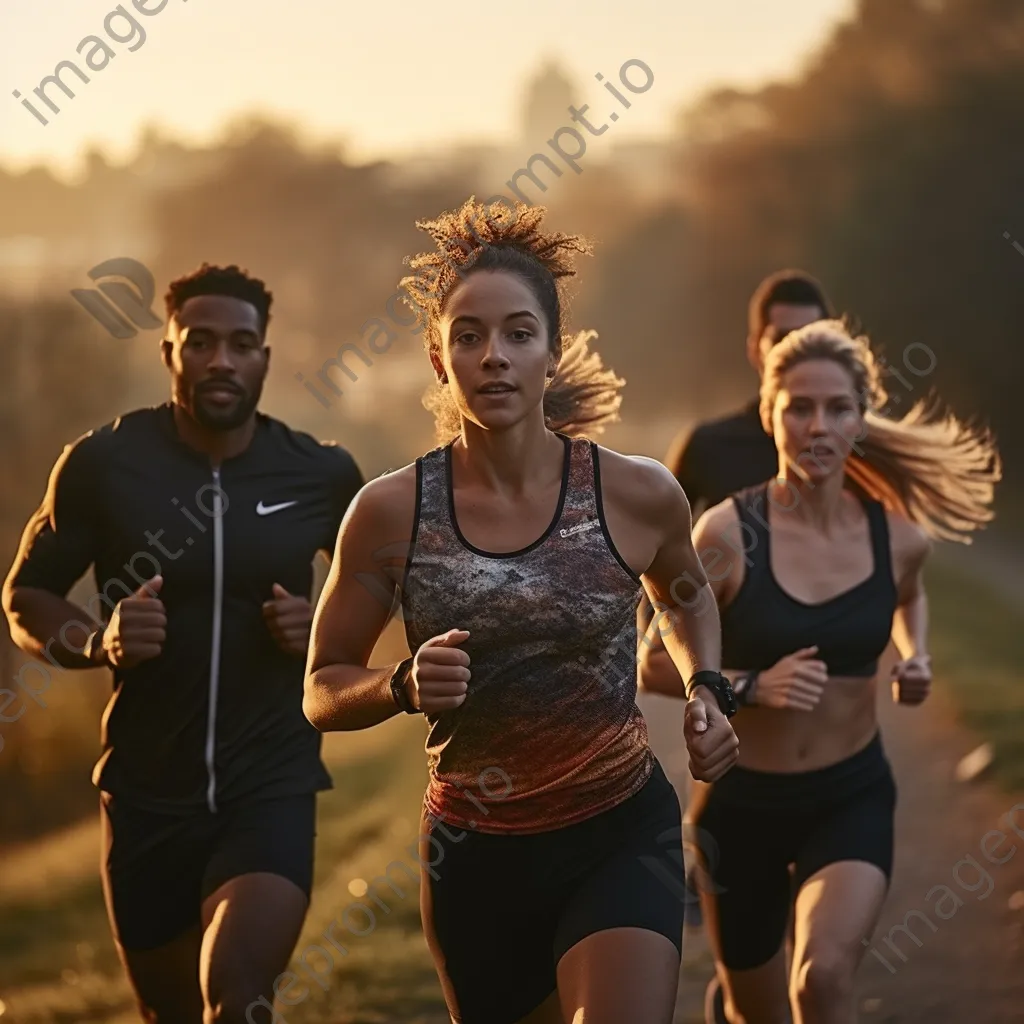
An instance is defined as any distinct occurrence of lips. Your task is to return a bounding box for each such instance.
[477,382,516,394]
[198,382,243,400]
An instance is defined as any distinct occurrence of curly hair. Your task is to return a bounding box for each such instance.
[398,197,625,443]
[165,263,273,336]
[760,320,1001,543]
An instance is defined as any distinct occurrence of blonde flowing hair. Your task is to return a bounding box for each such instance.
[760,320,1000,543]
[398,197,624,444]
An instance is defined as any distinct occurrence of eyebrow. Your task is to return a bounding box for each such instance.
[449,310,541,327]
[181,325,260,338]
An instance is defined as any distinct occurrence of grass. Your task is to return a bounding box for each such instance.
[926,555,1024,790]
[0,571,1021,1022]
[0,716,450,1024]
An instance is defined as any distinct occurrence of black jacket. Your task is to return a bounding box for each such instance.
[7,404,363,812]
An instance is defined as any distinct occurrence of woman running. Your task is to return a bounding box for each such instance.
[302,198,740,1024]
[640,320,1000,1024]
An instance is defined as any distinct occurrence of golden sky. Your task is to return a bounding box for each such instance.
[1,0,854,177]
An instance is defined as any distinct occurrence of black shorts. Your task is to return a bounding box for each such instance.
[692,732,897,970]
[100,791,317,951]
[420,758,685,1024]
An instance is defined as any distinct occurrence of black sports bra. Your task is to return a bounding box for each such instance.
[720,483,898,678]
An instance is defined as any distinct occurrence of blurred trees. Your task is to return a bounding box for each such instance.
[2,0,1024,840]
[0,300,132,841]
[582,0,1024,491]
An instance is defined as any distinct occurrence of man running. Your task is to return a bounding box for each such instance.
[2,264,363,1024]
[665,269,835,520]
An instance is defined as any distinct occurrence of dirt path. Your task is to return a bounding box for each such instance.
[640,678,1024,1024]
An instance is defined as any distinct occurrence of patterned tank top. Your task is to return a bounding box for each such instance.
[401,434,654,834]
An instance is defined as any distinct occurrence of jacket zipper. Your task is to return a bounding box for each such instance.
[204,467,225,813]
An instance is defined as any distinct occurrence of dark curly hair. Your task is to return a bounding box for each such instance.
[399,197,625,443]
[165,263,273,336]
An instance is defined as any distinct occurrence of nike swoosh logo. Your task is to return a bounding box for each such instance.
[256,500,298,516]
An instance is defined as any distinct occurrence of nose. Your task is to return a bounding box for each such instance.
[481,332,511,369]
[206,339,237,373]
[809,406,828,435]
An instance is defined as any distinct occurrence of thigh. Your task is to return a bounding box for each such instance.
[203,793,318,905]
[100,794,209,1020]
[793,771,896,893]
[552,782,686,962]
[199,795,316,1012]
[557,928,679,1024]
[692,794,795,1024]
[419,811,560,1024]
[693,792,795,972]
[101,793,209,950]
[791,775,895,979]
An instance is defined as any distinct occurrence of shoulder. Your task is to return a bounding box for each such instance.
[50,410,134,477]
[692,495,742,548]
[259,414,363,478]
[593,446,686,519]
[343,462,419,539]
[694,404,759,438]
[884,508,932,567]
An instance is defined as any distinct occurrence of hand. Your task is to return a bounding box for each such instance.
[892,654,931,705]
[756,646,828,711]
[105,575,167,669]
[683,687,740,782]
[263,583,313,657]
[410,629,471,714]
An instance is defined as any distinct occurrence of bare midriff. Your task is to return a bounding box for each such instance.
[728,673,879,773]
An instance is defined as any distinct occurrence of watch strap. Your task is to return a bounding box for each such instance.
[389,657,419,714]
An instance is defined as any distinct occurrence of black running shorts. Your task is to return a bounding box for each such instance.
[692,732,897,970]
[419,758,686,1024]
[100,791,317,951]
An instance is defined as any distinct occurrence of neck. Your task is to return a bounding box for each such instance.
[771,462,849,533]
[171,403,257,467]
[453,413,562,495]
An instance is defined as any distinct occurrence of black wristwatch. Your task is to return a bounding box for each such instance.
[684,669,738,718]
[389,657,420,715]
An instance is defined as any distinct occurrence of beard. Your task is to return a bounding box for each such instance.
[189,379,263,430]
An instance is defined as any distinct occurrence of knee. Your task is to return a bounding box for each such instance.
[791,948,855,1011]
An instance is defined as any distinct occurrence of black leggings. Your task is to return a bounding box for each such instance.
[692,732,897,970]
[420,758,685,1024]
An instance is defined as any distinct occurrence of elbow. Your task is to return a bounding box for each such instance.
[302,676,330,732]
[2,586,36,655]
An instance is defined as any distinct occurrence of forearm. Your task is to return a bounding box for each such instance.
[303,661,404,732]
[3,587,99,669]
[666,585,722,680]
[891,592,929,658]
[640,587,722,699]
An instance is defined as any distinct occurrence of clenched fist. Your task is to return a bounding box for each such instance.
[683,689,739,782]
[892,654,931,705]
[408,629,471,714]
[104,575,167,669]
[755,646,828,711]
[263,583,314,657]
